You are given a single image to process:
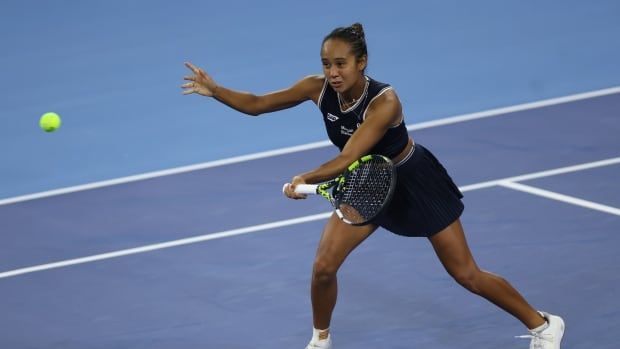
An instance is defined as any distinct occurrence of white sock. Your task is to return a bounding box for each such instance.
[530,320,549,333]
[312,327,330,341]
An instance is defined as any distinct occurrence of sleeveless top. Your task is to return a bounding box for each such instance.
[317,76,409,159]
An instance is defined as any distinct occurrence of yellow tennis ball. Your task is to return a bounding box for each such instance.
[39,112,61,132]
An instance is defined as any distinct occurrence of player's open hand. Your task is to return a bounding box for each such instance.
[182,62,219,97]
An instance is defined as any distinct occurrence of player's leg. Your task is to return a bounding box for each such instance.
[428,218,546,329]
[428,218,565,347]
[310,213,378,339]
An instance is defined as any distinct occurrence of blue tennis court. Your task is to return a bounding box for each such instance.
[2,90,619,348]
[1,1,620,348]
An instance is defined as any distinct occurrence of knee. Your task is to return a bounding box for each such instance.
[312,258,338,285]
[450,267,482,294]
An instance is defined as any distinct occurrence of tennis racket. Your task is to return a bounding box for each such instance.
[283,154,397,225]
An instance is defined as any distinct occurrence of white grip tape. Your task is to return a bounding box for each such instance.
[282,183,318,194]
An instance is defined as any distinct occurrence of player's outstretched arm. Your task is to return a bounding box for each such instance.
[182,62,323,116]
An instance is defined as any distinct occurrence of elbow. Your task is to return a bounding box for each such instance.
[245,96,264,116]
[249,108,265,116]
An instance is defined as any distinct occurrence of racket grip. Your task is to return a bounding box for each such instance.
[282,183,318,194]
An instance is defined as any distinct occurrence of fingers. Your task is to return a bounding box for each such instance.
[282,183,295,199]
[182,62,213,96]
[183,63,197,95]
[282,182,307,200]
[185,61,207,78]
[290,184,307,199]
[185,61,198,73]
[181,81,195,95]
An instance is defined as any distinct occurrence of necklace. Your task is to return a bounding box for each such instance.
[337,78,369,113]
[339,96,356,108]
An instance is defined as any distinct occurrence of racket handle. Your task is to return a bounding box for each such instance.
[282,183,318,194]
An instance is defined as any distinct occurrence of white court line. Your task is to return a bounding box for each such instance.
[0,213,332,279]
[498,181,620,216]
[0,141,331,206]
[1,156,618,279]
[459,157,620,192]
[408,85,620,131]
[1,85,619,207]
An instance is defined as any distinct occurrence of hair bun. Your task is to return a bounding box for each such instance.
[322,23,368,63]
[350,23,365,39]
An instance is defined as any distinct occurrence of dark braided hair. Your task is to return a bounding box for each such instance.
[323,23,368,62]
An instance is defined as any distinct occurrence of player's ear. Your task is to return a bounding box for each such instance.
[357,55,367,72]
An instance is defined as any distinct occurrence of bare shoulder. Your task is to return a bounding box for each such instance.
[368,87,402,112]
[297,74,325,103]
[300,74,326,86]
[376,86,401,104]
[366,87,403,125]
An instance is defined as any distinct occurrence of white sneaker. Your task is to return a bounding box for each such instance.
[516,311,565,349]
[305,336,332,349]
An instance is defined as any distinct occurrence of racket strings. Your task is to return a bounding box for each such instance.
[338,157,394,223]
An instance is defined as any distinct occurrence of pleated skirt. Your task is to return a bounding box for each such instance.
[374,143,464,237]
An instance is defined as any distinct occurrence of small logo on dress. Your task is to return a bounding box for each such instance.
[340,125,354,136]
[326,113,339,122]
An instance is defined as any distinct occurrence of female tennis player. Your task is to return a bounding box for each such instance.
[182,23,564,349]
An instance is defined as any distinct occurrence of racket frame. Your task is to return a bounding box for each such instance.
[286,154,396,225]
[333,155,396,225]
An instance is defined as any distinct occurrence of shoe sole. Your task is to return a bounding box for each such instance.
[556,317,565,348]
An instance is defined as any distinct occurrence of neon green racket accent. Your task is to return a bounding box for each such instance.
[347,160,360,172]
[317,182,334,202]
[336,176,346,195]
[347,155,372,172]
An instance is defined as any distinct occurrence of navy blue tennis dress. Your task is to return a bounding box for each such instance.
[317,76,464,237]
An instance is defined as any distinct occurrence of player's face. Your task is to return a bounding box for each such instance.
[321,39,366,93]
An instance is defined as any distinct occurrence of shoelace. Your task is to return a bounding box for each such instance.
[515,332,553,349]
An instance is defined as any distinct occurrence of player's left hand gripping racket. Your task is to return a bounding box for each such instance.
[283,154,397,225]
